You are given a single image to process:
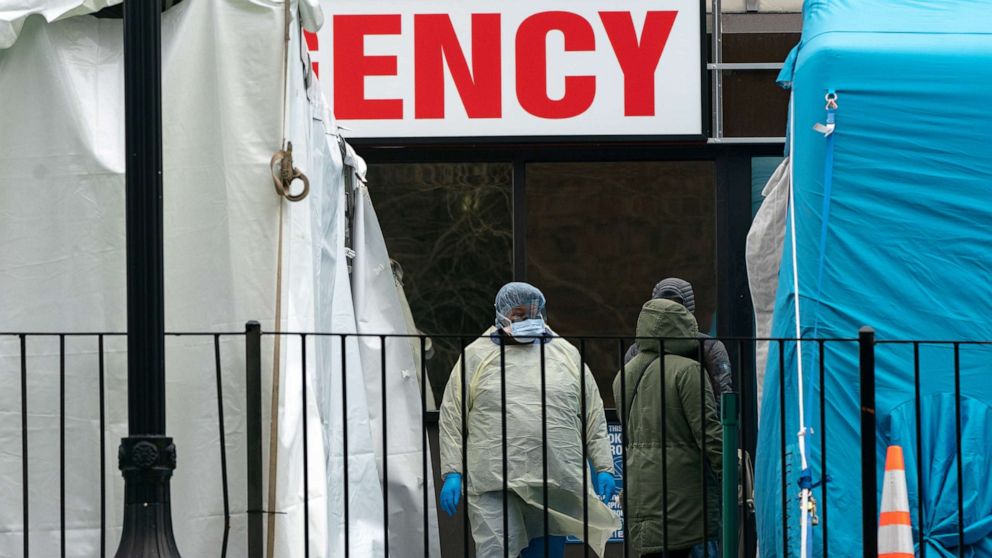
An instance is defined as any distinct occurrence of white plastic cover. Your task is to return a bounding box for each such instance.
[0,0,120,48]
[0,0,423,556]
[392,265,438,412]
[351,173,443,558]
[0,1,286,554]
[745,156,790,416]
[281,27,387,555]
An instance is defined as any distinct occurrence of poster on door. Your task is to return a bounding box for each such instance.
[567,421,624,544]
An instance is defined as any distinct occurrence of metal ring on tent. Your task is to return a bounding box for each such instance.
[270,142,310,202]
[824,91,839,110]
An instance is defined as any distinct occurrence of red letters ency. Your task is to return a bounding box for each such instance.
[414,14,502,119]
[332,9,681,121]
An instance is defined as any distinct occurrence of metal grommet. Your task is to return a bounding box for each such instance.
[824,91,839,110]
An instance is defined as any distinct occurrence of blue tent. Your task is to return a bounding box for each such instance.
[756,2,992,556]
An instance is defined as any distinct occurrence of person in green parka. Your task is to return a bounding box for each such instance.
[613,299,723,558]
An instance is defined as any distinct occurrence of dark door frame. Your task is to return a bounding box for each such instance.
[361,139,777,557]
[360,141,776,334]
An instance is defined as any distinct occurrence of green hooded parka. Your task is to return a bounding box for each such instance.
[613,299,723,554]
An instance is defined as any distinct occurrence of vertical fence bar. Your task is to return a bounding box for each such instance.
[20,334,28,558]
[859,327,877,558]
[660,340,669,552]
[779,340,788,558]
[98,335,107,558]
[214,335,231,557]
[420,336,429,558]
[579,338,589,558]
[60,334,66,558]
[541,338,549,554]
[913,343,925,558]
[381,336,389,558]
[735,337,746,543]
[722,392,739,558]
[245,322,263,558]
[818,340,828,558]
[736,338,756,558]
[500,339,508,558]
[301,334,310,558]
[341,334,351,558]
[460,338,469,558]
[699,339,708,557]
[953,343,963,558]
[618,339,629,558]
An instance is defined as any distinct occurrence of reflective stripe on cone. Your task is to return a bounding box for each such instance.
[879,445,915,558]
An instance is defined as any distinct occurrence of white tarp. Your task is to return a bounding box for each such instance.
[745,156,790,415]
[392,262,437,412]
[0,0,441,556]
[350,158,442,558]
[0,1,287,554]
[279,16,387,557]
[0,0,119,48]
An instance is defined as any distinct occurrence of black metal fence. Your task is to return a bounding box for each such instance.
[0,330,244,558]
[2,324,986,557]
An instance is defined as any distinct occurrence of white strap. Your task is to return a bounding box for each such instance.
[787,92,813,558]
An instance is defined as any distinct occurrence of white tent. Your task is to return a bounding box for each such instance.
[0,0,438,556]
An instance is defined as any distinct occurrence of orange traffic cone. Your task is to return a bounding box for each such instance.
[878,445,915,558]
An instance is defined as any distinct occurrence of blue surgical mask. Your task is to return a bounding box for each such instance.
[510,318,545,342]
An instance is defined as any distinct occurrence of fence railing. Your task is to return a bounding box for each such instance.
[1,324,986,557]
[0,330,245,558]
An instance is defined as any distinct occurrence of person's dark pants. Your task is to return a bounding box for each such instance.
[641,551,691,558]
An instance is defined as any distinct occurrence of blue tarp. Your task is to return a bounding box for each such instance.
[756,1,992,556]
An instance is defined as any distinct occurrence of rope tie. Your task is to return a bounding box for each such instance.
[270,142,310,202]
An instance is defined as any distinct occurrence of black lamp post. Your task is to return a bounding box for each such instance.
[115,0,181,555]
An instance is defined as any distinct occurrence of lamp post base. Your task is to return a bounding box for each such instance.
[114,436,181,557]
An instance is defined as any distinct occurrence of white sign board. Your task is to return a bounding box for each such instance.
[307,0,703,141]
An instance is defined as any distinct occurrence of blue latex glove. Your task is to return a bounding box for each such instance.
[440,473,462,516]
[595,471,617,503]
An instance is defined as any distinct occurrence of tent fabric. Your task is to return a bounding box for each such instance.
[276,17,372,556]
[0,0,323,48]
[301,104,388,555]
[745,156,789,419]
[0,1,290,554]
[797,0,991,40]
[754,2,992,556]
[0,0,119,48]
[0,1,438,556]
[316,153,388,557]
[882,394,992,557]
[351,179,443,557]
[392,262,438,411]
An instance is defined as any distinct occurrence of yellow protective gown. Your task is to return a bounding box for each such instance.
[439,328,620,557]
